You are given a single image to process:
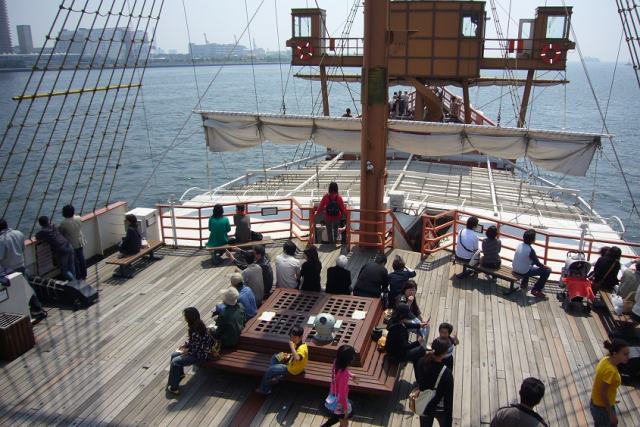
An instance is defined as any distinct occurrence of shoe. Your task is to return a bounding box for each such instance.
[531,290,546,298]
[179,373,186,382]
[167,385,180,395]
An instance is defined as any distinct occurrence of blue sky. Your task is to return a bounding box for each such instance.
[6,0,628,61]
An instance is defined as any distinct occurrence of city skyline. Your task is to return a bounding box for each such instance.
[3,0,632,62]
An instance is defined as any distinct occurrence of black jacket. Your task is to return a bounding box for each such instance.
[416,359,454,427]
[119,225,142,255]
[385,322,420,363]
[326,265,352,295]
[353,262,389,297]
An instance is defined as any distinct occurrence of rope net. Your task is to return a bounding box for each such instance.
[0,0,164,236]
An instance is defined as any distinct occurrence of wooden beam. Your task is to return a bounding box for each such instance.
[319,65,330,116]
[518,69,535,127]
[462,80,471,124]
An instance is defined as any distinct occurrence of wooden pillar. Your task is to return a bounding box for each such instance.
[320,65,330,117]
[518,69,535,127]
[360,0,389,248]
[462,80,472,124]
[414,91,425,121]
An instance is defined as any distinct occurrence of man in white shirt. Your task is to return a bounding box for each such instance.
[275,240,301,289]
[455,216,479,278]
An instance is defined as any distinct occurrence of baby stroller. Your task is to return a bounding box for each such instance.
[557,251,594,313]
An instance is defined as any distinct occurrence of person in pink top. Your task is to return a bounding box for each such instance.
[322,344,359,427]
[316,182,347,244]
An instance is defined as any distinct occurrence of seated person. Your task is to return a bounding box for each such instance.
[167,307,214,395]
[213,273,256,320]
[481,225,502,269]
[590,246,622,292]
[326,255,352,295]
[240,251,264,304]
[385,303,427,369]
[395,280,429,338]
[618,260,640,299]
[227,245,274,298]
[512,229,551,298]
[35,216,76,281]
[352,254,389,298]
[212,287,246,348]
[275,240,301,289]
[299,246,322,292]
[388,255,416,306]
[118,214,142,256]
[256,325,308,394]
[454,216,479,278]
[206,204,230,263]
[233,204,251,244]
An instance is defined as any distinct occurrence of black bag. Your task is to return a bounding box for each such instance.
[251,230,263,241]
[326,196,340,217]
[371,327,383,342]
[30,277,98,309]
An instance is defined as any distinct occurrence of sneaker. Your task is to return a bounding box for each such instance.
[531,290,547,298]
[167,385,180,395]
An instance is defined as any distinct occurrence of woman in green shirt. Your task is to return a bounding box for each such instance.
[207,204,231,263]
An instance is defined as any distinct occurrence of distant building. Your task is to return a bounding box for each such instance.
[188,42,248,59]
[0,0,12,54]
[55,27,150,65]
[16,25,33,54]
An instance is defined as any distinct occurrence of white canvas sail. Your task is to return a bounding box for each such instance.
[198,111,603,176]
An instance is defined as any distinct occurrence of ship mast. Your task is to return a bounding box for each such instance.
[359,0,389,246]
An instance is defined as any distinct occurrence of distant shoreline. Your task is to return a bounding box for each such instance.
[0,61,291,73]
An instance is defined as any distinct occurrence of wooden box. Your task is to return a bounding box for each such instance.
[0,313,35,361]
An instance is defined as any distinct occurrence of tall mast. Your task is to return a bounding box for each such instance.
[359,0,389,248]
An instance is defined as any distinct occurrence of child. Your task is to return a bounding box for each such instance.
[439,322,459,371]
[256,325,308,394]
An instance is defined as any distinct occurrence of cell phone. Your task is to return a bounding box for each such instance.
[474,224,484,233]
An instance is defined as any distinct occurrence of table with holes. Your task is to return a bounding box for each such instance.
[238,288,383,366]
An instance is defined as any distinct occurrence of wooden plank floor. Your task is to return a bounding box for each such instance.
[1,243,638,426]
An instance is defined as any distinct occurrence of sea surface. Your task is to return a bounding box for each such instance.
[0,62,638,242]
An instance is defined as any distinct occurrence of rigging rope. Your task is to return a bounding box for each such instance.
[615,0,640,89]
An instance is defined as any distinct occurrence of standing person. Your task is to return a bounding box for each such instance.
[317,182,347,244]
[415,337,454,427]
[438,322,459,371]
[388,255,416,307]
[118,214,142,255]
[233,204,251,244]
[239,251,264,304]
[206,204,230,264]
[213,273,257,320]
[35,216,76,281]
[299,245,322,292]
[321,345,359,427]
[590,339,630,426]
[326,255,352,295]
[512,229,551,298]
[256,325,308,395]
[59,204,87,280]
[0,219,46,320]
[481,225,502,269]
[275,240,301,289]
[454,216,479,278]
[401,91,409,115]
[342,108,352,118]
[590,246,622,292]
[212,287,246,349]
[490,377,548,427]
[352,254,389,299]
[167,307,214,395]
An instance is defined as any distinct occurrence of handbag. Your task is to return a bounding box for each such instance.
[468,249,481,267]
[324,369,352,415]
[409,365,447,415]
[251,230,263,241]
[622,291,636,314]
[207,331,222,360]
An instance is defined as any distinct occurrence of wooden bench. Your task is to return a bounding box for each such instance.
[599,291,639,336]
[105,240,164,278]
[452,256,525,295]
[200,340,399,395]
[205,239,273,264]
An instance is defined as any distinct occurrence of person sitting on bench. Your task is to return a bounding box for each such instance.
[226,245,273,298]
[512,229,551,299]
[256,325,308,395]
[326,255,351,295]
[206,204,231,264]
[240,251,264,304]
[481,225,502,269]
[35,216,76,281]
[353,254,389,299]
[212,287,246,349]
[275,240,301,289]
[454,216,479,279]
[213,273,257,321]
[388,255,416,306]
[119,214,142,255]
[233,204,251,244]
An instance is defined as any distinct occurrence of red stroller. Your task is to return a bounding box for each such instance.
[557,251,594,313]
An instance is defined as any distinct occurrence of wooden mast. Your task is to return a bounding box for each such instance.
[360,0,389,248]
[518,69,535,127]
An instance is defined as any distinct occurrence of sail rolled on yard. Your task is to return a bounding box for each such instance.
[198,111,603,176]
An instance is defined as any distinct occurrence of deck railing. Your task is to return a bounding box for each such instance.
[421,209,640,275]
[346,208,394,253]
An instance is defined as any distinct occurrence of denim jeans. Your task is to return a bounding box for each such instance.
[74,247,87,280]
[590,401,615,426]
[57,250,76,282]
[258,354,289,393]
[168,351,198,388]
[521,265,551,291]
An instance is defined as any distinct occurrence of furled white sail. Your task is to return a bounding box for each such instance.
[198,111,603,176]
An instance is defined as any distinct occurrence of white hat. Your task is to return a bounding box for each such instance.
[222,287,239,305]
[230,272,243,286]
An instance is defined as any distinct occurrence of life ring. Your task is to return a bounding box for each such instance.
[540,43,562,64]
[295,40,314,61]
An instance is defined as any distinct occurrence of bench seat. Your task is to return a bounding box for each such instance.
[205,239,274,252]
[452,256,524,295]
[600,291,639,336]
[105,240,164,278]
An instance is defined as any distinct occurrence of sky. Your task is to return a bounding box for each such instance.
[5,0,629,61]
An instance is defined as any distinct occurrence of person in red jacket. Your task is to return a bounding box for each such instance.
[317,182,347,244]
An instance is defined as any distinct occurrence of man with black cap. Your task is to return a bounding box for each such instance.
[490,377,548,427]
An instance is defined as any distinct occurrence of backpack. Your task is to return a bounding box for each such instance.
[326,195,340,217]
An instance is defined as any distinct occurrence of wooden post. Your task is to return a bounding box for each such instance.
[518,69,535,127]
[360,0,389,249]
[462,80,472,124]
[414,91,425,121]
[320,65,330,117]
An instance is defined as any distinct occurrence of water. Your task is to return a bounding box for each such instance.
[0,62,638,241]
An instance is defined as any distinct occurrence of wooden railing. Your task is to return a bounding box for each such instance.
[346,208,394,253]
[421,209,640,275]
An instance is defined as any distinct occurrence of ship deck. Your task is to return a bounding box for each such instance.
[1,242,639,426]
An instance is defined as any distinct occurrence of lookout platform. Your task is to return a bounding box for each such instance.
[1,242,638,426]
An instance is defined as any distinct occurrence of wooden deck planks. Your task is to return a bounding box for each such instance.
[0,245,638,426]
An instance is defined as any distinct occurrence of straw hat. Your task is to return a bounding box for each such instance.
[222,287,239,305]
